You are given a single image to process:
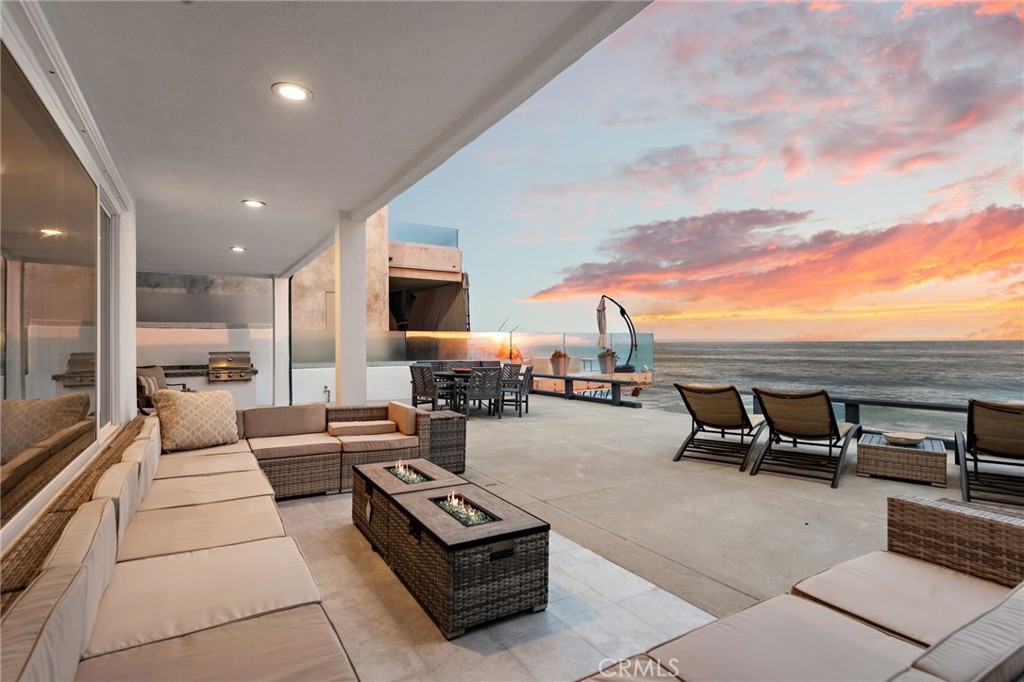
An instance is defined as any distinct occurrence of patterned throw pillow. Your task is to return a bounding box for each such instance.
[1,393,91,464]
[153,390,239,452]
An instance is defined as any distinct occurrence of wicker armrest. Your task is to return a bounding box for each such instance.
[326,406,388,423]
[887,496,1024,587]
[415,411,431,459]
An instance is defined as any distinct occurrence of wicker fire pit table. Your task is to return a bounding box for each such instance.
[386,482,549,639]
[352,458,464,565]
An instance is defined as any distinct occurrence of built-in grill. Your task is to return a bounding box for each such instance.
[52,352,97,387]
[207,351,256,383]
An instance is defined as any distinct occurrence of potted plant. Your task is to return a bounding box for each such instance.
[598,348,618,374]
[550,349,570,375]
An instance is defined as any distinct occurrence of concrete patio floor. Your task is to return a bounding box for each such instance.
[458,395,957,617]
[278,395,964,680]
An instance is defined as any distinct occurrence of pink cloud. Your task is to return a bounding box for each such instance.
[900,1,1024,21]
[528,205,1024,312]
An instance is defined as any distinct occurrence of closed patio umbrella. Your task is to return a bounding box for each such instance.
[597,297,608,350]
[597,295,638,372]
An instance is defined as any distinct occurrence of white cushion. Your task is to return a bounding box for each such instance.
[137,470,274,511]
[154,452,258,479]
[91,462,140,546]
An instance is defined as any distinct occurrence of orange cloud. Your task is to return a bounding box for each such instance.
[900,1,1024,20]
[527,206,1024,323]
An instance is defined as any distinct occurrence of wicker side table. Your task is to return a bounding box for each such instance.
[857,434,948,487]
[428,410,466,473]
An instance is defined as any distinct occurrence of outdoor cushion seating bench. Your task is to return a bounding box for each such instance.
[582,495,1024,682]
[1,415,358,681]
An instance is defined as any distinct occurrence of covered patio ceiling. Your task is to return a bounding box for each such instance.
[38,1,648,278]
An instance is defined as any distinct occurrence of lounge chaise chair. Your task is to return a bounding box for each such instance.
[672,383,766,470]
[749,388,862,488]
[957,399,1024,505]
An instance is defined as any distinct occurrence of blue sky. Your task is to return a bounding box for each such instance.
[392,1,1023,341]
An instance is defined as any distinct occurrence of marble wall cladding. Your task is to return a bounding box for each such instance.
[136,272,272,326]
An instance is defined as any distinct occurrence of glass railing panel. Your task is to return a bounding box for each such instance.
[389,220,459,248]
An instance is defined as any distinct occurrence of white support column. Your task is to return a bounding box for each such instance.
[334,215,367,405]
[116,208,137,423]
[272,277,291,405]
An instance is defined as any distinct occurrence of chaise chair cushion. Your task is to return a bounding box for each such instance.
[337,432,419,453]
[248,433,342,460]
[136,470,274,511]
[647,594,923,682]
[84,537,321,658]
[76,604,357,682]
[327,420,396,437]
[119,496,285,561]
[792,550,1012,647]
[153,389,239,452]
[154,452,259,479]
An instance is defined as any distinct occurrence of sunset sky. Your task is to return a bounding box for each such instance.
[392,0,1024,342]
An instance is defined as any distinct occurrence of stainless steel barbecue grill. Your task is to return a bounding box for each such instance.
[207,351,256,383]
[52,352,97,387]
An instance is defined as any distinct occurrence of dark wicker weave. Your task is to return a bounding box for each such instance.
[887,495,1024,588]
[351,459,464,564]
[259,452,341,499]
[387,493,548,638]
[328,405,431,491]
[1,416,143,615]
[857,434,947,487]
[427,411,466,473]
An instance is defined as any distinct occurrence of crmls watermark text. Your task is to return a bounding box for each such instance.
[598,657,680,677]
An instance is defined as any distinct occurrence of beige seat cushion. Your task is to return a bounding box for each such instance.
[85,537,321,658]
[120,437,161,500]
[912,584,1024,682]
[327,420,396,437]
[40,499,117,656]
[792,550,1012,646]
[137,470,273,511]
[1,565,88,682]
[76,604,356,682]
[388,401,419,435]
[338,432,419,453]
[648,595,922,682]
[91,461,141,545]
[160,440,252,457]
[119,496,284,561]
[154,452,258,479]
[154,389,239,452]
[243,404,326,439]
[134,416,160,446]
[248,433,341,460]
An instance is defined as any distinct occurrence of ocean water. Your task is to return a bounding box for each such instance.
[643,341,1024,437]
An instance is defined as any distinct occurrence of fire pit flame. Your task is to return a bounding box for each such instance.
[438,490,495,526]
[386,460,428,484]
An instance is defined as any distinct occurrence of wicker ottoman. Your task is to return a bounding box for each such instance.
[351,459,464,564]
[427,410,466,473]
[857,434,948,487]
[388,483,549,639]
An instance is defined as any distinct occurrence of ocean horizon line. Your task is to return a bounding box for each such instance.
[653,338,1023,345]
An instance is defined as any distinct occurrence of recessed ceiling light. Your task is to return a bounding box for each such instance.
[272,82,313,101]
[39,228,64,237]
[230,246,247,253]
[241,199,266,208]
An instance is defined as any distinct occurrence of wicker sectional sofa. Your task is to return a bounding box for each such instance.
[1,415,358,681]
[140,401,451,499]
[585,496,1024,682]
